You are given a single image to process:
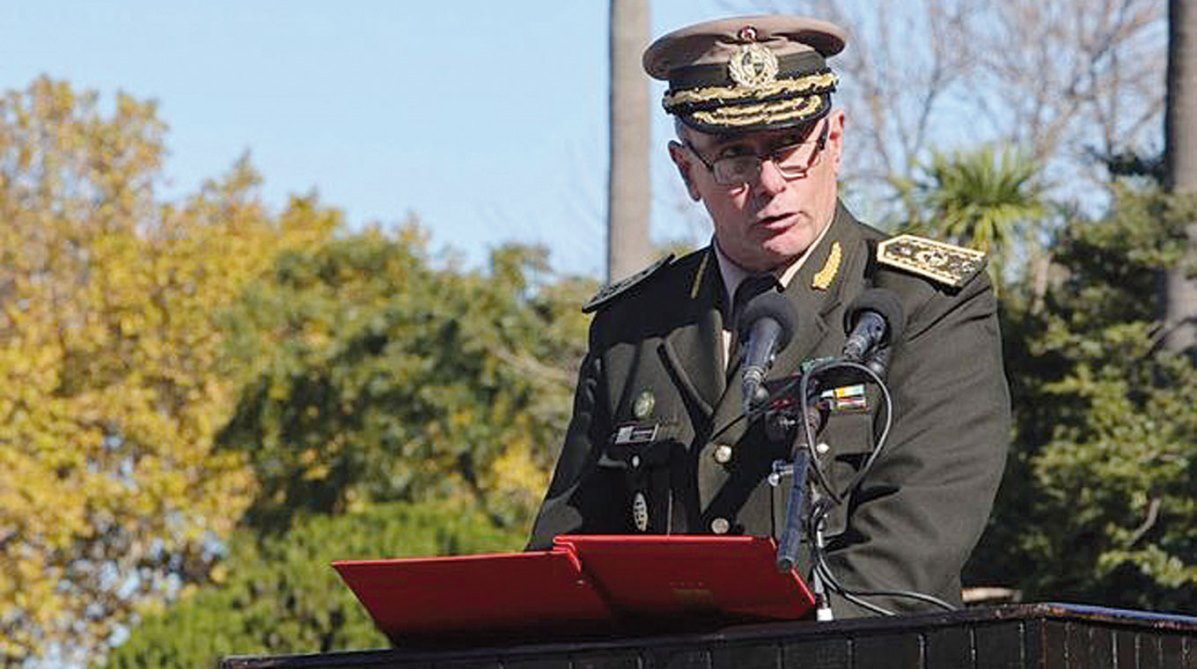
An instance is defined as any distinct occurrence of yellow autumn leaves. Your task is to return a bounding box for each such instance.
[0,78,594,665]
[0,78,334,662]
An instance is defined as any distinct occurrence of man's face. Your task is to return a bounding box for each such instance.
[669,109,845,273]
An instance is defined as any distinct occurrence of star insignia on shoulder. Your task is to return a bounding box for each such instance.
[876,235,986,288]
[583,255,675,313]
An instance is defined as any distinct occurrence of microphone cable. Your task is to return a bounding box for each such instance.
[762,357,959,615]
[808,498,958,615]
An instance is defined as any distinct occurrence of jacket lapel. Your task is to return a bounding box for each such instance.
[711,350,747,444]
[659,247,725,421]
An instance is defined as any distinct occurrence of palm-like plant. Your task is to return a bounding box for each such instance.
[906,146,1047,293]
[922,146,1044,252]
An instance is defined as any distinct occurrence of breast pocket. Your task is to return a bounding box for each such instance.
[596,423,680,533]
[815,412,878,537]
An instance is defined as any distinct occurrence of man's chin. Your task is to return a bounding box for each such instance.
[759,235,815,265]
[722,231,815,271]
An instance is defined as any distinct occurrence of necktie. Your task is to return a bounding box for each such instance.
[731,274,780,332]
[728,274,780,370]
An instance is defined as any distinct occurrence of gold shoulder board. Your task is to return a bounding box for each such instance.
[876,235,986,288]
[583,254,675,314]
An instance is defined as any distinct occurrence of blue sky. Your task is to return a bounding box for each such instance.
[1,1,747,277]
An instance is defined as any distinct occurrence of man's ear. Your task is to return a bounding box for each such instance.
[826,108,847,175]
[668,141,702,201]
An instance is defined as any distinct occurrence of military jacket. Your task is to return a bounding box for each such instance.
[527,202,1011,618]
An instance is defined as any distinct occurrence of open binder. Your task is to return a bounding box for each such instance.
[333,534,815,645]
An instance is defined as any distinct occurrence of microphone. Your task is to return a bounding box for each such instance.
[842,288,905,364]
[737,291,797,414]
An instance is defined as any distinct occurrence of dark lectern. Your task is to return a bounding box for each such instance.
[222,603,1197,669]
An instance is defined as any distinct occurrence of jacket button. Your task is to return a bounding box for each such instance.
[710,517,730,534]
[713,444,733,464]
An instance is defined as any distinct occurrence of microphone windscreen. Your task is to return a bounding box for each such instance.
[738,291,798,349]
[843,288,906,343]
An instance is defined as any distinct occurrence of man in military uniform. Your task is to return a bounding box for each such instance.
[527,15,1010,618]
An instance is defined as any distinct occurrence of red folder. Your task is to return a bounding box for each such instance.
[332,549,613,643]
[333,535,814,645]
[556,535,815,621]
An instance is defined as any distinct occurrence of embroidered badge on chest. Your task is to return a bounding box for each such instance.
[633,390,655,419]
[632,492,649,532]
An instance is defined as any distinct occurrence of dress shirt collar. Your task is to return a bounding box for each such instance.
[712,217,835,318]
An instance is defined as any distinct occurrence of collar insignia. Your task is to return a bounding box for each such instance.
[811,241,842,290]
[690,249,711,300]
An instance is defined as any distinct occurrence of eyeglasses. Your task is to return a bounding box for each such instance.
[683,120,829,186]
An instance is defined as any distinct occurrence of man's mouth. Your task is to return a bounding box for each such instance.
[755,212,796,229]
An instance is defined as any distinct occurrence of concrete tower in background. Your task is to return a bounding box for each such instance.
[607,0,653,283]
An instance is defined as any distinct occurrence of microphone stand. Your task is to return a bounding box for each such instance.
[766,372,833,617]
[773,447,809,573]
[772,386,821,570]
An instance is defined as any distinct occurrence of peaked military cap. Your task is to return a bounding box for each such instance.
[643,15,847,134]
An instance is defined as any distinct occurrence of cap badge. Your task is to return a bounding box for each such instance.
[728,42,779,90]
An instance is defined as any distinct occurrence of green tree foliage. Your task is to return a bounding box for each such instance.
[0,78,337,664]
[970,183,1197,610]
[0,77,593,665]
[105,500,526,669]
[106,225,594,667]
[216,230,594,535]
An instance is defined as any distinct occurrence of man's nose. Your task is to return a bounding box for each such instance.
[752,158,788,197]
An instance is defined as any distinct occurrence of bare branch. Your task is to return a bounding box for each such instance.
[1127,496,1162,547]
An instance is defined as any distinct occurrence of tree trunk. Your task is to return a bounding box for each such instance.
[607,0,652,283]
[1164,0,1197,352]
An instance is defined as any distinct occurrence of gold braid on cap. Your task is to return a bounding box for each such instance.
[663,71,837,112]
[691,95,826,127]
